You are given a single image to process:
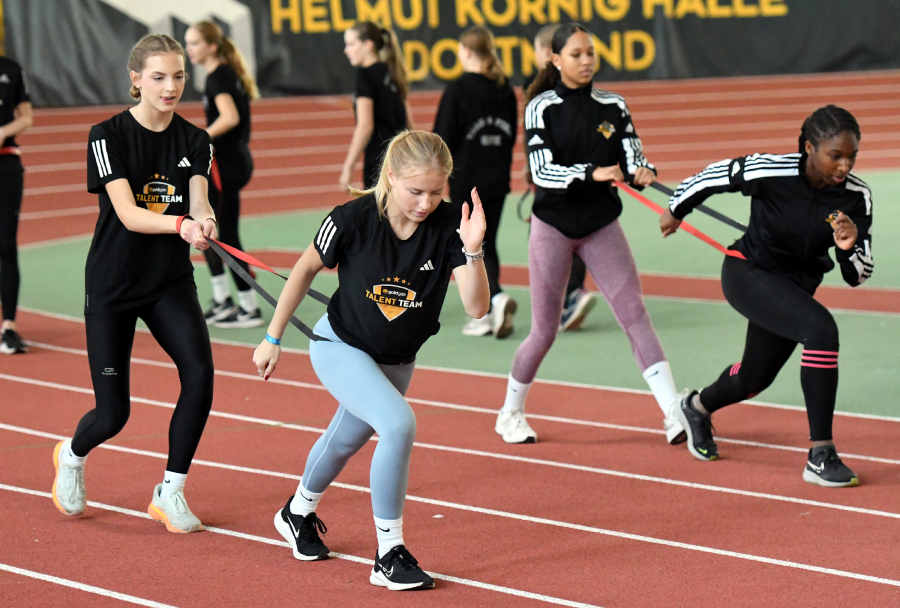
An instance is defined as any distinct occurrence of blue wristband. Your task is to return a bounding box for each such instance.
[265,333,281,345]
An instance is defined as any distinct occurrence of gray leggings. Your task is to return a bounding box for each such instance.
[303,315,416,520]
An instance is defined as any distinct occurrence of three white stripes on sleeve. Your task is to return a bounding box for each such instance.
[91,139,112,178]
[316,216,337,253]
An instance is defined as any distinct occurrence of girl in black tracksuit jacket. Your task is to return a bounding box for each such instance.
[664,105,872,488]
[434,26,518,339]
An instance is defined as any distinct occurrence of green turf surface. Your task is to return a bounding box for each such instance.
[17,170,900,418]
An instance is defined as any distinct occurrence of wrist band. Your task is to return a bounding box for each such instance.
[265,333,281,345]
[175,215,194,234]
[462,245,485,262]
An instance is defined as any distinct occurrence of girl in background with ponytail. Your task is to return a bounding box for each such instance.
[340,22,413,191]
[434,25,519,339]
[185,22,263,328]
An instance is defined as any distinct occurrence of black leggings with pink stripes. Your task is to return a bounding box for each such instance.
[700,256,840,441]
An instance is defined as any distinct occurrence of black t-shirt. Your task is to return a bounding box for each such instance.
[433,73,518,202]
[0,57,29,148]
[203,64,251,152]
[314,195,468,365]
[85,110,213,314]
[354,63,407,165]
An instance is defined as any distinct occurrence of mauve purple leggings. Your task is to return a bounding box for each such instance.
[511,216,666,383]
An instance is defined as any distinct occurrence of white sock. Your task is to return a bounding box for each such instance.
[643,361,678,416]
[290,484,324,517]
[211,274,230,303]
[374,516,404,557]
[62,440,87,467]
[500,375,532,415]
[160,471,187,497]
[237,289,258,313]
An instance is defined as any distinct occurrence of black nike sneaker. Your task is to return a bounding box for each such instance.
[802,446,859,488]
[675,390,719,461]
[370,545,434,591]
[273,497,329,561]
[0,328,27,354]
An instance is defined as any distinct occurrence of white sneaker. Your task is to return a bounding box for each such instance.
[495,410,537,444]
[664,393,688,445]
[462,315,493,337]
[491,293,517,339]
[148,484,204,533]
[52,440,86,516]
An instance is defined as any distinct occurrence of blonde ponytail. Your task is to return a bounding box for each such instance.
[350,131,452,218]
[459,26,506,87]
[350,22,409,101]
[191,21,259,100]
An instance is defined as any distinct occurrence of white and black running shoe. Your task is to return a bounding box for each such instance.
[273,498,329,561]
[803,446,859,488]
[676,390,718,461]
[0,328,27,354]
[214,306,264,329]
[370,545,434,591]
[203,297,235,325]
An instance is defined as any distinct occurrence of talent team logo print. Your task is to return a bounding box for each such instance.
[597,121,616,139]
[136,173,182,214]
[366,276,423,321]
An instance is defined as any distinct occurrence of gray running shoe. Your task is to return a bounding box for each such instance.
[148,483,204,533]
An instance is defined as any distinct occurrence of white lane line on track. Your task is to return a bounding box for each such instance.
[20,340,900,466]
[3,373,900,523]
[3,442,900,590]
[0,484,603,608]
[0,561,178,607]
[16,306,900,425]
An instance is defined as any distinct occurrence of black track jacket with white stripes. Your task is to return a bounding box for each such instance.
[524,82,654,238]
[669,153,873,292]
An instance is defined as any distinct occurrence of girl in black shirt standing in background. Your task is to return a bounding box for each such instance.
[339,22,412,191]
[434,26,518,338]
[0,56,32,354]
[52,35,217,534]
[497,24,684,445]
[185,21,263,328]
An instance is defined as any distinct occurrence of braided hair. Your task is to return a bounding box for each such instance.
[524,22,591,105]
[798,105,861,153]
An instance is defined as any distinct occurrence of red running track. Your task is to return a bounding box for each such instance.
[2,309,900,606]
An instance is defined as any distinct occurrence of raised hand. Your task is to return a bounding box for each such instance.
[830,211,858,250]
[460,187,487,253]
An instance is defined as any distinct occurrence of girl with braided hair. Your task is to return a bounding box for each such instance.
[663,105,872,487]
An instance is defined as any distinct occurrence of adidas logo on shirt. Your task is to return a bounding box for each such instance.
[177,157,191,168]
[419,260,434,271]
[0,74,9,84]
[527,134,544,146]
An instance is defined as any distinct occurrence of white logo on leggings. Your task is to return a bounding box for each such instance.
[102,368,117,376]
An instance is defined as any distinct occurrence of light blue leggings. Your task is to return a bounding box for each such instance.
[303,314,416,520]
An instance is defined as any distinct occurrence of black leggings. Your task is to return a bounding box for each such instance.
[0,156,24,321]
[452,194,506,299]
[203,146,253,292]
[72,290,215,473]
[700,256,840,441]
[566,254,587,299]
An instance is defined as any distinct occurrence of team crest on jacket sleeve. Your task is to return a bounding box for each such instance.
[597,121,616,139]
[367,277,423,320]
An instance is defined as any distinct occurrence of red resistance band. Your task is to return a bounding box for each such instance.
[615,181,746,260]
[207,237,288,280]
